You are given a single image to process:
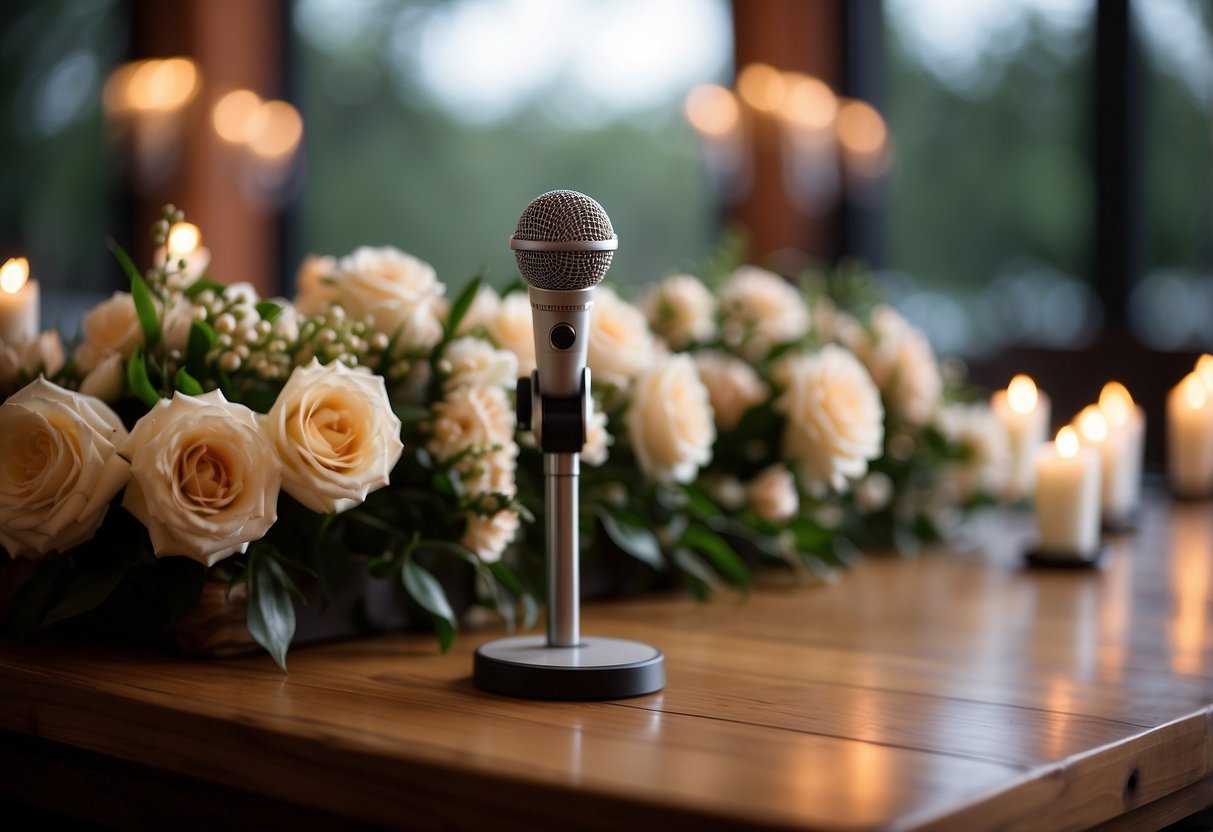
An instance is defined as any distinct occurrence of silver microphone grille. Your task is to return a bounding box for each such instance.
[510,190,616,291]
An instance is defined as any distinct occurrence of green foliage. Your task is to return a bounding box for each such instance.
[247,547,298,673]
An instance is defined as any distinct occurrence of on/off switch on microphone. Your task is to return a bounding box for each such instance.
[549,323,576,351]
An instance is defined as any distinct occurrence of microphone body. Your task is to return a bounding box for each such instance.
[528,285,592,400]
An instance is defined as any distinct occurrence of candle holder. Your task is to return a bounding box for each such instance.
[1023,544,1108,569]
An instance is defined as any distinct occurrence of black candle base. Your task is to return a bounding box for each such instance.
[1023,545,1107,569]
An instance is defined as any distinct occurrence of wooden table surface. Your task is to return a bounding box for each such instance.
[3,500,1213,832]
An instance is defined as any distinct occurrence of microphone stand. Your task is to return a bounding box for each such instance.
[473,370,665,700]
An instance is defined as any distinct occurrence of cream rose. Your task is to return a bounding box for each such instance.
[747,464,799,522]
[844,305,943,426]
[486,292,535,377]
[294,254,339,316]
[719,266,810,360]
[455,284,501,336]
[262,359,404,514]
[79,352,126,402]
[161,292,198,353]
[439,336,518,392]
[332,246,445,350]
[0,379,130,559]
[693,351,768,432]
[589,286,661,389]
[582,403,613,467]
[427,384,516,465]
[122,390,282,566]
[776,345,884,495]
[459,446,518,498]
[74,292,143,373]
[641,274,717,349]
[626,353,715,484]
[461,508,520,563]
[935,403,1011,501]
[0,331,65,394]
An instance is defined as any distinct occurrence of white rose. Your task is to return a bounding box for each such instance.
[844,305,942,426]
[641,274,717,349]
[625,353,715,484]
[294,254,338,316]
[78,352,126,402]
[333,246,445,350]
[262,359,404,514]
[719,266,810,360]
[427,385,516,465]
[0,378,130,559]
[589,286,661,389]
[582,402,613,467]
[461,509,520,563]
[776,345,884,496]
[455,284,501,336]
[121,390,282,566]
[74,292,143,372]
[439,336,518,392]
[747,464,799,522]
[855,471,893,513]
[459,446,518,498]
[161,293,197,353]
[486,292,535,377]
[935,402,1011,501]
[693,351,768,431]
[0,331,65,393]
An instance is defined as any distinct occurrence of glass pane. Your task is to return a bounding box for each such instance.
[292,0,733,289]
[882,0,1097,358]
[1129,0,1213,350]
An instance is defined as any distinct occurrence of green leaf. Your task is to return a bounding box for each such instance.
[185,319,216,379]
[671,547,721,600]
[40,548,140,629]
[488,561,538,630]
[126,349,160,408]
[184,277,226,299]
[392,403,432,426]
[247,552,297,672]
[255,300,284,324]
[443,276,482,339]
[108,239,161,349]
[4,556,66,640]
[173,367,204,396]
[402,557,457,653]
[597,510,664,570]
[681,524,751,591]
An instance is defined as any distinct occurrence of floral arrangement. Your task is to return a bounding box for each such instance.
[0,208,1010,668]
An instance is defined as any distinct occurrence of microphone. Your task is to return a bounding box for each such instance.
[510,189,616,401]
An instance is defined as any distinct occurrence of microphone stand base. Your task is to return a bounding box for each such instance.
[474,635,665,700]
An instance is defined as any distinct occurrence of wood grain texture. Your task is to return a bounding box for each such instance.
[2,499,1213,831]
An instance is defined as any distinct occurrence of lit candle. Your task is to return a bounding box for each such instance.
[1095,382,1145,527]
[992,374,1051,500]
[1167,372,1213,498]
[154,222,211,287]
[1035,426,1102,558]
[0,257,38,343]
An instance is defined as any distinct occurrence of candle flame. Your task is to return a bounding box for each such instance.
[737,63,785,112]
[1195,354,1213,391]
[0,257,29,294]
[212,89,263,143]
[1076,405,1109,443]
[246,100,304,161]
[685,84,740,137]
[1057,426,1080,459]
[837,99,887,156]
[1182,373,1207,411]
[779,73,837,132]
[167,223,201,256]
[1098,381,1133,427]
[1007,374,1038,415]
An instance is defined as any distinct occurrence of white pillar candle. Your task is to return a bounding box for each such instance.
[1035,426,1101,557]
[1167,372,1213,498]
[992,374,1051,500]
[1096,382,1145,525]
[0,257,38,343]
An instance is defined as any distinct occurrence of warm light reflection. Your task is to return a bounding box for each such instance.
[0,257,29,294]
[836,99,887,156]
[736,63,785,112]
[1195,354,1213,391]
[1169,508,1211,676]
[684,84,740,137]
[1007,374,1039,415]
[246,101,304,160]
[1076,405,1108,444]
[106,58,200,114]
[1182,373,1207,410]
[167,223,201,256]
[779,73,837,132]
[1056,426,1079,459]
[1098,382,1133,427]
[212,89,264,143]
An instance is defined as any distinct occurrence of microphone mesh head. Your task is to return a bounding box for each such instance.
[512,190,614,290]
